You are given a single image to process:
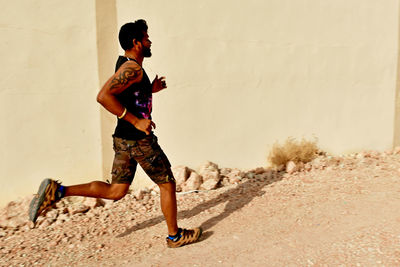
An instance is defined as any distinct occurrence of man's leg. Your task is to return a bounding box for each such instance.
[132,135,202,247]
[28,179,130,223]
[158,181,178,235]
[65,182,130,200]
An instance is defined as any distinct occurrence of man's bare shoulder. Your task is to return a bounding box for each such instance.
[109,61,143,93]
[117,60,143,77]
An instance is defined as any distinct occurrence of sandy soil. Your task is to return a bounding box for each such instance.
[1,150,400,266]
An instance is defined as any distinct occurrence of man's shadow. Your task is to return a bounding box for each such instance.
[117,170,284,238]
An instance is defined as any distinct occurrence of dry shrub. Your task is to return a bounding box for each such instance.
[268,137,319,168]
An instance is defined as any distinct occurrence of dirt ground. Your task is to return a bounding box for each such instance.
[1,150,400,266]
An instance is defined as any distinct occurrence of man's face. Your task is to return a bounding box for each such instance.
[141,32,152,57]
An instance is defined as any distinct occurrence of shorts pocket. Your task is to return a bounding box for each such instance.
[144,152,166,176]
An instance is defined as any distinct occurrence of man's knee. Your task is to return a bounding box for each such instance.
[158,181,176,193]
[110,184,130,200]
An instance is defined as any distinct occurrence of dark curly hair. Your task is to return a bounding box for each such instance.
[118,19,148,51]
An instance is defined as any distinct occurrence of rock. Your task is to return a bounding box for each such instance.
[253,167,265,174]
[176,184,183,192]
[229,176,241,184]
[202,171,220,183]
[57,214,70,222]
[199,161,220,183]
[225,168,245,183]
[70,204,90,215]
[201,179,219,190]
[370,151,381,159]
[384,149,393,155]
[286,161,297,174]
[133,190,145,200]
[220,168,232,177]
[0,229,6,237]
[311,158,325,169]
[45,210,59,222]
[221,177,231,186]
[171,166,191,185]
[61,207,69,214]
[143,194,150,204]
[228,168,244,178]
[297,162,305,171]
[102,199,114,208]
[246,172,255,179]
[3,215,27,229]
[304,162,312,171]
[356,153,364,159]
[277,164,285,171]
[0,217,9,229]
[394,146,400,154]
[39,219,52,229]
[199,161,219,173]
[183,172,203,191]
[83,198,105,209]
[150,185,160,194]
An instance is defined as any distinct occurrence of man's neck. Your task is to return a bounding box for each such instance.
[124,51,143,66]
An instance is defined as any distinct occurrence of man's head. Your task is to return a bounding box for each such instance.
[119,19,152,57]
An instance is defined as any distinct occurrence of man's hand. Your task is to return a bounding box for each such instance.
[134,118,156,135]
[152,75,167,93]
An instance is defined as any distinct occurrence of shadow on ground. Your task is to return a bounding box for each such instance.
[117,170,284,238]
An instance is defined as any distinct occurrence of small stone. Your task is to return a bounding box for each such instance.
[133,190,145,200]
[0,230,6,237]
[253,167,265,174]
[28,221,35,229]
[220,168,232,177]
[71,204,90,215]
[150,185,160,194]
[277,164,285,171]
[227,169,245,179]
[286,161,297,174]
[221,177,230,186]
[304,163,312,171]
[229,177,241,184]
[61,207,69,214]
[384,149,393,155]
[83,198,105,209]
[102,199,114,208]
[39,219,52,228]
[45,210,59,220]
[246,172,255,179]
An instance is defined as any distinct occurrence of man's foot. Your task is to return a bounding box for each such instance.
[166,227,202,248]
[28,178,63,223]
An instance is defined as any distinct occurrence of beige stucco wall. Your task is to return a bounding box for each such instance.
[116,0,399,170]
[0,0,103,207]
[1,0,399,206]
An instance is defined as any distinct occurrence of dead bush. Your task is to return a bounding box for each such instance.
[268,137,319,169]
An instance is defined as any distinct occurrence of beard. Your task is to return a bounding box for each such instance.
[143,46,152,57]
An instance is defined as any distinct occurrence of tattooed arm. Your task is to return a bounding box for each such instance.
[97,61,155,135]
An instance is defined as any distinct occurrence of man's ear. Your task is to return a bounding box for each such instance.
[132,39,141,48]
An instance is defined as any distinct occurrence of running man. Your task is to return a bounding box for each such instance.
[28,19,201,248]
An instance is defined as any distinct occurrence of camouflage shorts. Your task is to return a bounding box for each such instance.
[111,134,175,185]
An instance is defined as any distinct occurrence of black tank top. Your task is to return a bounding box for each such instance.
[113,56,153,140]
